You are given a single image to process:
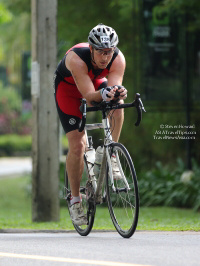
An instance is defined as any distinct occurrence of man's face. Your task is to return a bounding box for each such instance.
[89,46,115,69]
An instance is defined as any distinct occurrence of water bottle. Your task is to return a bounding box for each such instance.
[85,136,94,174]
[85,138,97,191]
[85,148,95,177]
[85,148,95,164]
[94,146,104,177]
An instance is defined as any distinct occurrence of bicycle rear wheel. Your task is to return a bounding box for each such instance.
[65,155,96,236]
[106,142,139,238]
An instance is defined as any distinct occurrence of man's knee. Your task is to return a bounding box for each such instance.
[113,104,124,119]
[71,141,85,156]
[67,131,85,157]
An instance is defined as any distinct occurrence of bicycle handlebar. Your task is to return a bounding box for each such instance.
[78,93,146,132]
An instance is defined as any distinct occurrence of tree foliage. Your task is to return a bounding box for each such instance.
[0,0,30,85]
[160,0,200,31]
[0,2,12,24]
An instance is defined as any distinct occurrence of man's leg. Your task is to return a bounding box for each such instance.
[54,80,88,225]
[109,100,124,180]
[66,129,86,197]
[109,100,124,142]
[66,129,88,225]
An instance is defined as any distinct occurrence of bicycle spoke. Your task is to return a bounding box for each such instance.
[120,194,132,225]
[106,143,139,238]
[118,193,136,209]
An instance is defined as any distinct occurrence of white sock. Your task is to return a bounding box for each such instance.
[70,195,81,206]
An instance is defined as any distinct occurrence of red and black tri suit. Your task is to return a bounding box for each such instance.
[54,42,119,133]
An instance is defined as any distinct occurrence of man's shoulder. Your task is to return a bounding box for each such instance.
[66,43,89,54]
[66,51,88,75]
[115,49,125,63]
[73,42,89,49]
[111,50,125,68]
[67,51,86,66]
[108,49,126,75]
[116,49,125,59]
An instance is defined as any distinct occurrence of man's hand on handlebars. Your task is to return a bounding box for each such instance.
[100,85,127,102]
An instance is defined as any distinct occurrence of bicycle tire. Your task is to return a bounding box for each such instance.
[65,155,96,236]
[106,142,139,238]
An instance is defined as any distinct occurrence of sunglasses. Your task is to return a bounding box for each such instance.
[95,48,115,56]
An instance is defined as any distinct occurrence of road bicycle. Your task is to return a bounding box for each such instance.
[64,93,145,238]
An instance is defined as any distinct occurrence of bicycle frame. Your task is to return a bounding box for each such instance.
[84,111,130,205]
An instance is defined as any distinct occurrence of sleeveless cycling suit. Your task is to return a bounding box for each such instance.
[54,42,119,133]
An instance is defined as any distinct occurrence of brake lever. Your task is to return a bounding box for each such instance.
[134,93,146,126]
[138,98,146,113]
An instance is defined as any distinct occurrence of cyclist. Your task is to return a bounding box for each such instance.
[54,23,127,225]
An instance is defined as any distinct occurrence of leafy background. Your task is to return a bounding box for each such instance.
[0,0,199,210]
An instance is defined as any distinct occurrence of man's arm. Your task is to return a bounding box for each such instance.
[107,51,126,86]
[66,52,102,105]
[66,50,126,104]
[107,51,127,100]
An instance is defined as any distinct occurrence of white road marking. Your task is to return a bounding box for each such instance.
[0,252,153,266]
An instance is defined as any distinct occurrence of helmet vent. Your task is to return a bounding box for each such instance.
[94,35,100,42]
[88,37,95,44]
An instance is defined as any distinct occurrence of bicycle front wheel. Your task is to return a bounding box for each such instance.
[106,142,139,238]
[65,155,96,236]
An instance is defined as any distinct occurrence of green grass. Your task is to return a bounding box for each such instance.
[0,176,199,231]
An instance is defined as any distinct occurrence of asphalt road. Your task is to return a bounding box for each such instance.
[0,231,199,266]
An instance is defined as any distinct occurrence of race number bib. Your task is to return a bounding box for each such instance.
[100,36,110,43]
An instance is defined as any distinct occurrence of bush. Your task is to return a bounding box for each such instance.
[0,134,31,156]
[0,82,32,135]
[25,155,200,210]
[0,81,22,114]
[138,158,200,211]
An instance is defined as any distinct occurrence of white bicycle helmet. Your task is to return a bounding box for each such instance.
[88,23,119,49]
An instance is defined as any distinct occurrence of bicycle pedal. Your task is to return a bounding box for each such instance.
[102,197,107,203]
